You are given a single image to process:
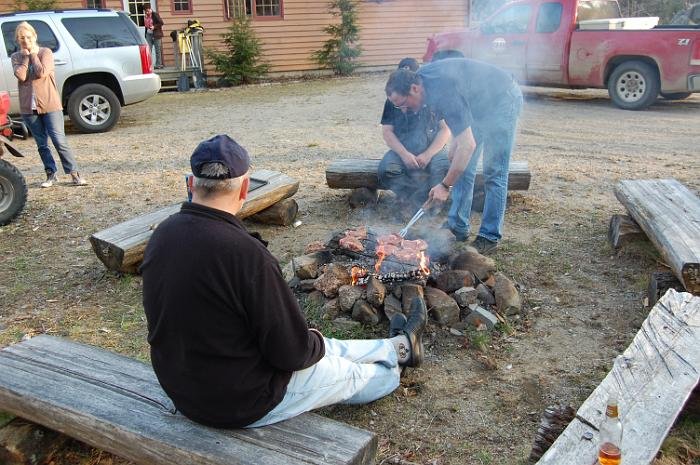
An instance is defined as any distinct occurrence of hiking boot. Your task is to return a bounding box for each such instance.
[471,236,498,254]
[41,172,58,188]
[70,172,87,186]
[399,297,427,367]
[389,312,407,338]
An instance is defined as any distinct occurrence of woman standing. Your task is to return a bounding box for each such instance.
[11,21,86,188]
[144,6,165,69]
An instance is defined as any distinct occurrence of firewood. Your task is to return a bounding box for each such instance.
[250,198,298,226]
[608,213,646,248]
[0,418,66,465]
[400,284,424,314]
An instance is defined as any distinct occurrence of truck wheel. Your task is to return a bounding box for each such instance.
[660,92,691,100]
[608,61,660,110]
[432,50,464,61]
[0,158,28,226]
[67,84,121,133]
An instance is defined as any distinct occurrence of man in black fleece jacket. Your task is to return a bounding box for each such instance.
[141,135,427,428]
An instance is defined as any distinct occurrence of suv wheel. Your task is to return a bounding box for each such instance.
[0,158,28,226]
[67,84,121,133]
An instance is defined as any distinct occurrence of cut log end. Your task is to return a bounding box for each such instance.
[608,213,646,249]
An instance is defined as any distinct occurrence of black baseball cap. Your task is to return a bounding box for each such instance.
[190,135,250,179]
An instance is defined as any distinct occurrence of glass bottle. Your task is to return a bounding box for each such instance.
[598,395,623,465]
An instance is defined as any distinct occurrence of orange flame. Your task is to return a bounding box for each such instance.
[419,251,430,275]
[351,266,362,286]
[375,244,386,274]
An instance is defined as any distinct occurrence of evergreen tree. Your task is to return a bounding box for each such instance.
[207,17,269,86]
[313,0,362,76]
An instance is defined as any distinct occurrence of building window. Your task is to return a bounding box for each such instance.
[127,0,152,26]
[173,0,191,13]
[85,0,104,7]
[226,0,282,19]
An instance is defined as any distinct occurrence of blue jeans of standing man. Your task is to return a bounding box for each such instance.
[447,83,523,242]
[246,337,401,427]
[22,111,78,175]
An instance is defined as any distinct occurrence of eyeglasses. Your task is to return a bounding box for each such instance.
[392,96,409,110]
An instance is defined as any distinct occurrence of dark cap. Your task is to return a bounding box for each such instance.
[190,135,250,179]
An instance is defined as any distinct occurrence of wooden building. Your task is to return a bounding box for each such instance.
[0,0,469,75]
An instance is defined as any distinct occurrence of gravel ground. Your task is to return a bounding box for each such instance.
[0,74,698,465]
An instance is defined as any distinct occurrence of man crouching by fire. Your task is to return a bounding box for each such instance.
[140,134,427,428]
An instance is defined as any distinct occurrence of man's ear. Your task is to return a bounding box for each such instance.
[409,83,421,97]
[240,176,250,202]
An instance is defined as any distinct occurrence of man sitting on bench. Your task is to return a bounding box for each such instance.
[378,58,451,212]
[140,134,427,429]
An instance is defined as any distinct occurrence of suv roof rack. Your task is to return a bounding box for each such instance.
[0,8,114,18]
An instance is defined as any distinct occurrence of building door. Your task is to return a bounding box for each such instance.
[125,0,156,27]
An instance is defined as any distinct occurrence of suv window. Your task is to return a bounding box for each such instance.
[2,20,59,57]
[536,2,563,33]
[61,15,140,49]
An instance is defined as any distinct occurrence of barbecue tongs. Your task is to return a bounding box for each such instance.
[399,208,425,238]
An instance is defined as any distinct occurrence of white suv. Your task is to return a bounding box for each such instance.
[0,9,161,133]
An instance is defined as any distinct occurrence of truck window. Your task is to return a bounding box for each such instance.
[482,4,532,34]
[577,0,621,21]
[61,16,140,49]
[536,3,563,33]
[1,20,59,57]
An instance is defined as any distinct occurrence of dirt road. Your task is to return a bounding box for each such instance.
[0,75,698,464]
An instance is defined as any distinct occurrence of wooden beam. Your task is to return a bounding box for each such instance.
[537,289,700,464]
[90,170,299,274]
[614,179,700,294]
[0,335,377,465]
[607,214,646,249]
[325,159,531,190]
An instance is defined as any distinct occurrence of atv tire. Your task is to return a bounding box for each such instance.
[0,158,28,225]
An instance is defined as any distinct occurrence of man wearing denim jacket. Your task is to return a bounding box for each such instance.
[384,58,523,254]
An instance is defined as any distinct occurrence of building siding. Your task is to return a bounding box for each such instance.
[0,0,468,75]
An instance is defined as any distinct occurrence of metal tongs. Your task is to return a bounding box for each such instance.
[399,208,425,238]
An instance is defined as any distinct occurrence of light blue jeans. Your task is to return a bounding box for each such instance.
[447,83,523,242]
[22,111,78,175]
[246,337,401,427]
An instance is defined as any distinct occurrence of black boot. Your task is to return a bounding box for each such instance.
[400,297,427,367]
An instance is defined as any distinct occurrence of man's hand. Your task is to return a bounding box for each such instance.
[415,152,432,169]
[400,152,420,170]
[423,183,450,209]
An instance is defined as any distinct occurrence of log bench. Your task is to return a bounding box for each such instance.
[90,169,299,274]
[612,179,700,294]
[325,159,531,191]
[0,335,377,465]
[536,289,700,464]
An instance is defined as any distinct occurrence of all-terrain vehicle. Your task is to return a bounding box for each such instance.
[0,90,27,226]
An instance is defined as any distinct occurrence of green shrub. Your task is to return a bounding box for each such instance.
[207,17,269,86]
[313,0,362,76]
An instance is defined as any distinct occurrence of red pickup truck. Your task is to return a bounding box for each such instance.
[423,0,700,110]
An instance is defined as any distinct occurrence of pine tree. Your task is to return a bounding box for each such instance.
[313,0,362,76]
[207,17,269,86]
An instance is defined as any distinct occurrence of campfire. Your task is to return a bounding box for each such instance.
[288,225,522,332]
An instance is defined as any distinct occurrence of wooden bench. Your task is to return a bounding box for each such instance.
[90,169,299,274]
[325,159,531,191]
[613,179,700,294]
[0,335,376,465]
[536,289,700,464]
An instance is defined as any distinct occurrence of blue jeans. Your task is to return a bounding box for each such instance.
[22,111,78,175]
[246,337,401,427]
[378,148,450,205]
[447,83,523,242]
